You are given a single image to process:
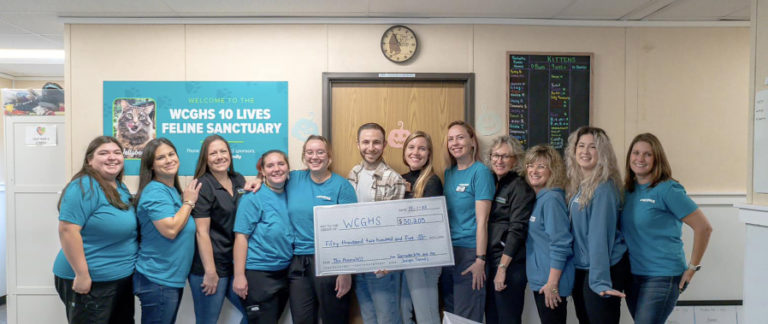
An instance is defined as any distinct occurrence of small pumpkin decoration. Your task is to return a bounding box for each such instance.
[387,121,411,148]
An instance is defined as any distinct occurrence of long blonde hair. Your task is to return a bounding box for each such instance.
[402,131,436,198]
[565,126,622,208]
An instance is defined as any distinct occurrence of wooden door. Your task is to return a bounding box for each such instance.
[330,81,466,179]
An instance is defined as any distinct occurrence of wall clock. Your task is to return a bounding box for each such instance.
[381,25,418,63]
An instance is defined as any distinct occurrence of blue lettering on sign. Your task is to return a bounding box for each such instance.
[342,216,382,228]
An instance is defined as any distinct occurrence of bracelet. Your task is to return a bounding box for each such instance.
[498,263,508,269]
[183,200,195,208]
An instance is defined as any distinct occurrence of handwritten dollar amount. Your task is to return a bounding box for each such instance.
[397,217,426,225]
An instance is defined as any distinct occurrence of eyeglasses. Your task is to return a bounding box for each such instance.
[490,154,513,161]
[525,163,548,171]
[304,150,327,157]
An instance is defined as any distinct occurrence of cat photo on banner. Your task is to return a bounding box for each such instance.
[113,98,156,159]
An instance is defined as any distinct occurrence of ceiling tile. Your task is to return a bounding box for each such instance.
[0,20,29,34]
[725,7,750,20]
[368,0,574,18]
[0,63,64,77]
[160,0,369,15]
[0,34,63,49]
[0,13,65,35]
[556,0,653,19]
[649,0,750,20]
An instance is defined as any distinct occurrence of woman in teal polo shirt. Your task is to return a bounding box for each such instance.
[134,138,201,324]
[622,133,712,324]
[232,150,294,324]
[54,136,137,323]
[440,120,495,322]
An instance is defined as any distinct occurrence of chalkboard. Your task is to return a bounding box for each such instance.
[507,53,592,151]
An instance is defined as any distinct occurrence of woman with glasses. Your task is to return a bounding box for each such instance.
[484,136,535,324]
[286,135,357,324]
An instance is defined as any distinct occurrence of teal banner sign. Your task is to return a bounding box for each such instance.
[103,81,288,176]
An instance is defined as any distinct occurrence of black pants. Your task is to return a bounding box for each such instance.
[54,275,134,324]
[572,253,631,324]
[485,258,526,324]
[533,291,568,324]
[288,254,351,324]
[240,269,289,324]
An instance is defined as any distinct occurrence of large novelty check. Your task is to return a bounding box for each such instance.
[313,196,454,276]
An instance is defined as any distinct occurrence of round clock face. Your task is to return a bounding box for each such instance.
[381,25,418,63]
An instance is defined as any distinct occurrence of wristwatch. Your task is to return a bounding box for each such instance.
[688,263,702,271]
[476,255,486,261]
[498,263,508,270]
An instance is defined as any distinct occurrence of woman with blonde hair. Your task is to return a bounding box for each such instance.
[399,131,443,324]
[524,145,574,323]
[484,135,535,324]
[440,121,495,322]
[565,126,630,323]
[621,133,712,323]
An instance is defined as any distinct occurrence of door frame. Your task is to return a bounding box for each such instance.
[321,72,475,141]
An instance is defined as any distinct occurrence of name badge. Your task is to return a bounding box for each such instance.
[316,195,332,201]
[236,188,246,195]
[495,196,507,204]
[455,184,469,192]
[529,216,536,222]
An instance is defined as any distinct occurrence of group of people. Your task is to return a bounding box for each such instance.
[53,121,712,324]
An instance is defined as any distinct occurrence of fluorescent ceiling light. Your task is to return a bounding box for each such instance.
[0,49,65,64]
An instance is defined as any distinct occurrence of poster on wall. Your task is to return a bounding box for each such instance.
[1,82,66,115]
[103,81,288,176]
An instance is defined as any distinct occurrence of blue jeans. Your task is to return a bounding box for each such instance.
[133,271,183,324]
[627,274,682,324]
[355,271,403,324]
[401,267,441,324]
[188,273,248,324]
[440,246,486,323]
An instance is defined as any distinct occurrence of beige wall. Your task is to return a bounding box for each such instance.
[66,24,750,193]
[0,77,11,89]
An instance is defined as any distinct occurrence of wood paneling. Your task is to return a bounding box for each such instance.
[330,81,465,179]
